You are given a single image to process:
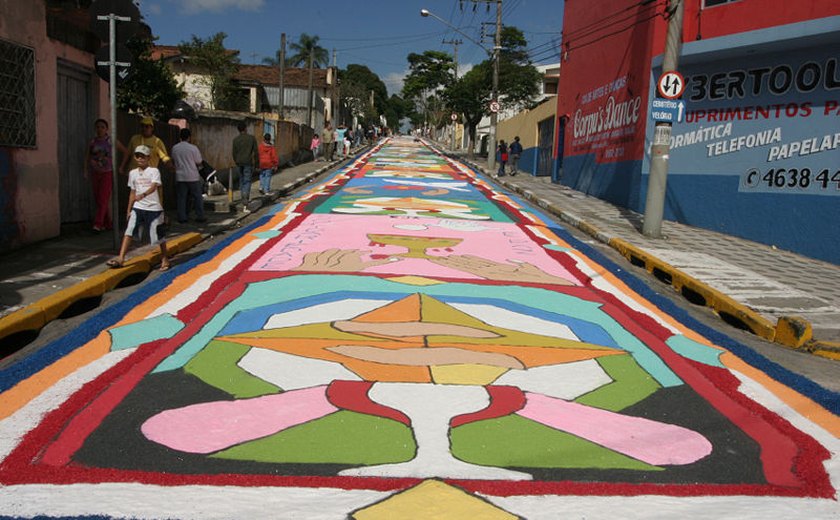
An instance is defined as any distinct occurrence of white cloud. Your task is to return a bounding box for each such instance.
[383,70,407,96]
[176,0,264,14]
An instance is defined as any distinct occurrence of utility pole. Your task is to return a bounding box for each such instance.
[462,0,501,170]
[307,47,314,128]
[643,0,684,238]
[332,49,338,124]
[278,33,285,120]
[490,0,501,172]
[443,38,462,151]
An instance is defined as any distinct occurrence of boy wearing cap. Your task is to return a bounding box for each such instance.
[107,145,170,271]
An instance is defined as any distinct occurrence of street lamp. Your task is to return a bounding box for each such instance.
[420,9,488,53]
[420,6,500,172]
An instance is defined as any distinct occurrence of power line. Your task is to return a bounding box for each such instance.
[562,0,662,40]
[565,10,663,53]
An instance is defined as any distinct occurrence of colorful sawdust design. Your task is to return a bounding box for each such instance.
[0,139,837,519]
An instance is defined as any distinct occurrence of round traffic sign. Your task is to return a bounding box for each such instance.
[489,100,500,113]
[657,71,685,99]
[450,113,458,121]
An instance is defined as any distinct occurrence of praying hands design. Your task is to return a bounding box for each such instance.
[292,248,395,272]
[429,254,575,286]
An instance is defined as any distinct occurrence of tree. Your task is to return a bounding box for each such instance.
[285,33,329,68]
[444,26,540,154]
[118,26,184,119]
[178,32,247,112]
[401,51,455,134]
[383,94,410,132]
[339,64,388,127]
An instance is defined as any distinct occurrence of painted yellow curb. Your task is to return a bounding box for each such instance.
[609,238,777,342]
[0,232,203,348]
[808,341,840,361]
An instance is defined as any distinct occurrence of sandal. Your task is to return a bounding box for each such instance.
[106,259,123,268]
[159,263,171,272]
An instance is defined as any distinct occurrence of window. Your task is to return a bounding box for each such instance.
[0,38,36,148]
[703,0,740,7]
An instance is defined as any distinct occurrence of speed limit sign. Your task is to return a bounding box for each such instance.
[489,100,500,113]
[657,71,685,99]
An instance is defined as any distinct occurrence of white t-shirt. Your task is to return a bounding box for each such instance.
[171,140,203,182]
[128,166,163,211]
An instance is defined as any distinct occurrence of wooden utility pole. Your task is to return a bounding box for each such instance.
[278,33,285,119]
[307,47,314,128]
[443,38,462,151]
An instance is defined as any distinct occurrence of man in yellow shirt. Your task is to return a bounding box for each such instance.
[120,116,172,174]
[120,116,172,206]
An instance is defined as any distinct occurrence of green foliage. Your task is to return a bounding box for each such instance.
[401,50,455,129]
[118,32,184,119]
[286,33,329,68]
[339,64,389,126]
[382,94,409,130]
[178,32,247,112]
[442,26,541,151]
[401,50,455,101]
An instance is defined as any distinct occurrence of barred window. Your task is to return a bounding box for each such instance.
[0,38,36,148]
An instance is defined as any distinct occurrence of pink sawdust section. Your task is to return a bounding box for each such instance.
[518,393,712,466]
[250,213,579,284]
[141,386,337,454]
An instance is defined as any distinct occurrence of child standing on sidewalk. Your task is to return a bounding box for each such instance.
[107,145,170,271]
[258,133,278,195]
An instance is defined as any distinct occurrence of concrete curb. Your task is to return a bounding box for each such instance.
[0,232,199,347]
[450,152,830,357]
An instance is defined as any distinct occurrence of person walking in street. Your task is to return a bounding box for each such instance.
[107,145,170,271]
[321,123,334,161]
[258,133,279,195]
[509,136,523,176]
[120,116,173,211]
[232,122,258,213]
[310,133,321,161]
[335,124,347,159]
[171,128,206,224]
[496,140,508,177]
[84,118,126,232]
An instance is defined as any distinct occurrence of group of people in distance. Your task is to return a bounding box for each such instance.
[88,117,282,271]
[495,135,523,177]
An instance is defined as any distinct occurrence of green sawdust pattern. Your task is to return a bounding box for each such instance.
[211,411,416,464]
[574,355,661,411]
[184,340,280,398]
[451,414,661,471]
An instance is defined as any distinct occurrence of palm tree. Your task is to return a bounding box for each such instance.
[286,33,329,68]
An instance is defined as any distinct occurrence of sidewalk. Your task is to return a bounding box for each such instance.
[444,148,840,359]
[0,149,363,348]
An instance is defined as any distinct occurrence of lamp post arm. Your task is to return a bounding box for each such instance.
[420,9,490,56]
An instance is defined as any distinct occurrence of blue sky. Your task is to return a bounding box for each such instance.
[138,0,564,94]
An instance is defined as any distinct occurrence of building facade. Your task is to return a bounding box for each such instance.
[0,0,109,251]
[556,0,840,264]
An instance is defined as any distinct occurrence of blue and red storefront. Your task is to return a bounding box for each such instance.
[556,0,840,264]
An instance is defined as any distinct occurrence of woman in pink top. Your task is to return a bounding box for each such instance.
[84,118,126,232]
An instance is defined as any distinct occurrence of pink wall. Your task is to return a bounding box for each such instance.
[0,0,109,248]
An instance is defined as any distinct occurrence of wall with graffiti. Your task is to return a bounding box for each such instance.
[557,1,840,264]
